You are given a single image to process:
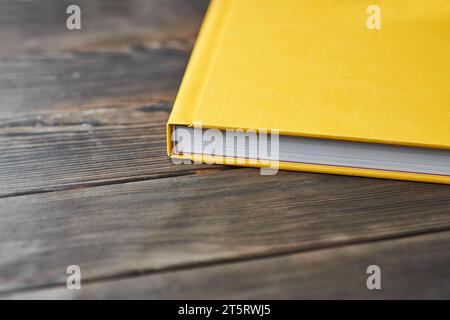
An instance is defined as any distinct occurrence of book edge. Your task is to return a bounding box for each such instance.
[167,0,232,156]
[171,153,450,185]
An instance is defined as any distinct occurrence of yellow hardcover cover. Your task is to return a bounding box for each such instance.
[167,0,450,184]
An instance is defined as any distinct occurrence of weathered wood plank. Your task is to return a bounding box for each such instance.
[0,0,208,117]
[0,49,189,117]
[1,168,449,293]
[0,0,209,55]
[7,231,450,299]
[0,101,226,197]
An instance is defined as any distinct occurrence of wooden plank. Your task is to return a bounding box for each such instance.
[0,0,208,117]
[1,168,449,293]
[0,48,190,117]
[0,0,209,55]
[6,230,450,299]
[0,101,226,197]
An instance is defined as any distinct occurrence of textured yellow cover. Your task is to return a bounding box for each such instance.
[168,0,450,184]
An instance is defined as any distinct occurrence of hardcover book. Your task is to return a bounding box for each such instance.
[167,0,450,184]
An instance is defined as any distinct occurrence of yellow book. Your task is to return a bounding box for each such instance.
[167,0,450,184]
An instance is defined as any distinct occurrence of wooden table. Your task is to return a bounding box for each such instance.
[1,0,449,299]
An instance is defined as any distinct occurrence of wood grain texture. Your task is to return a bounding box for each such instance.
[1,169,449,294]
[0,43,190,117]
[0,100,226,197]
[0,0,209,55]
[0,0,218,197]
[0,0,208,117]
[7,231,450,299]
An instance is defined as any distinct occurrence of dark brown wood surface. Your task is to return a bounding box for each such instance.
[0,0,449,299]
[10,231,450,299]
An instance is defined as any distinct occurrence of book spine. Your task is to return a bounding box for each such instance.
[167,0,232,156]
